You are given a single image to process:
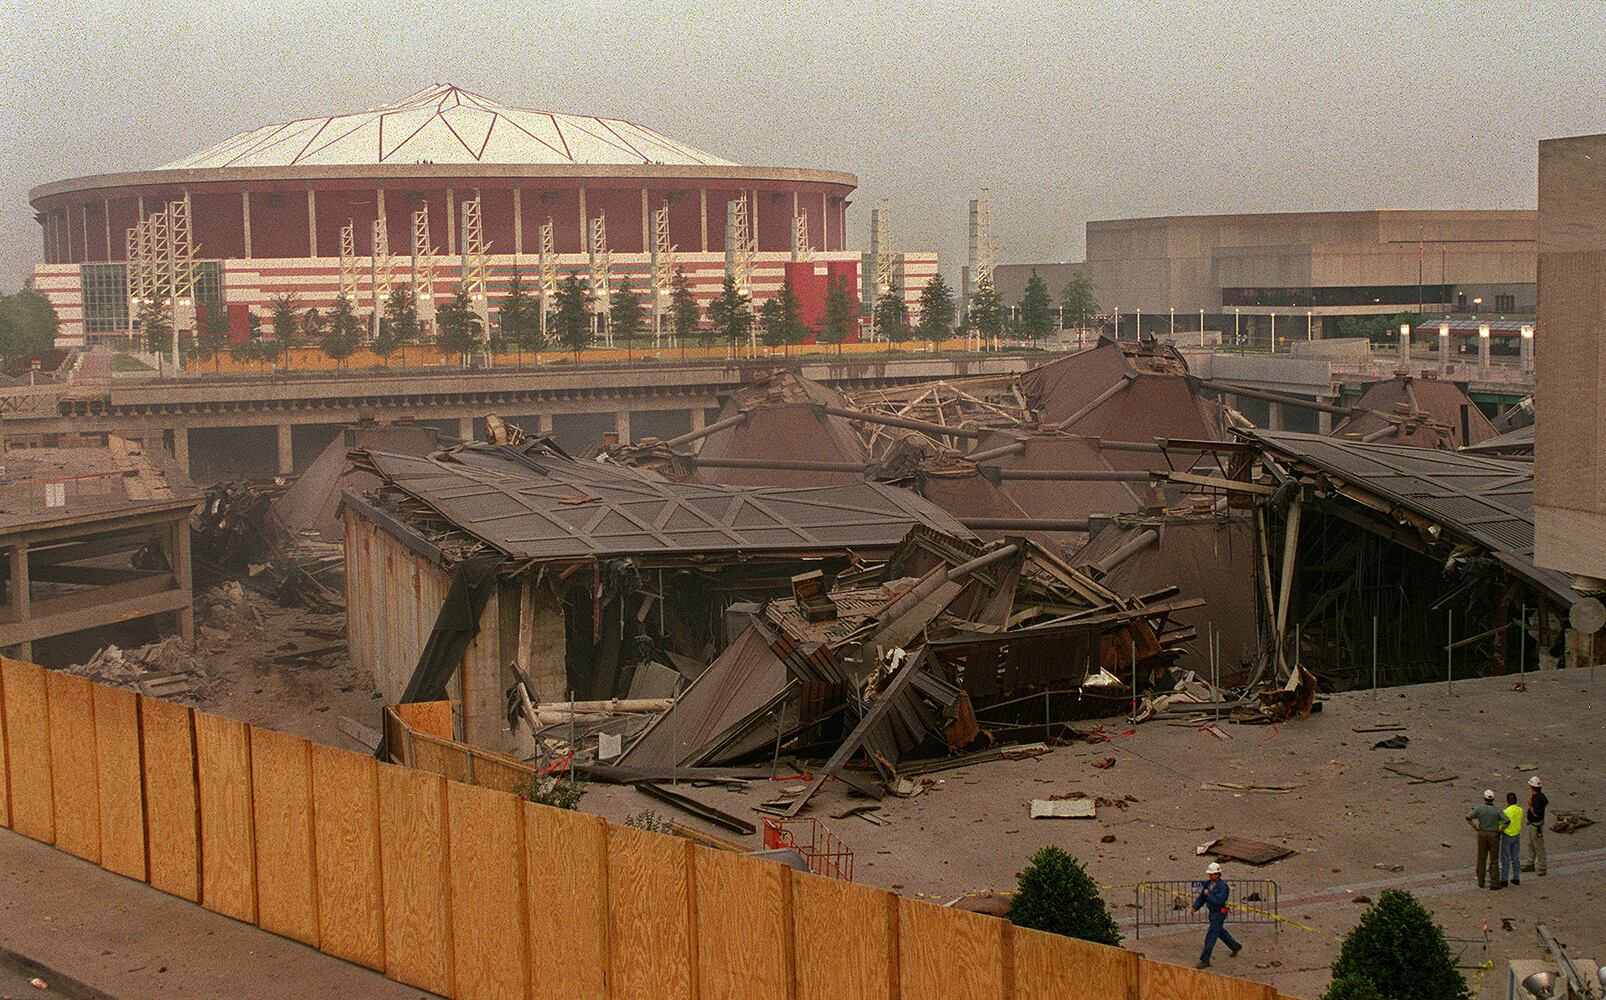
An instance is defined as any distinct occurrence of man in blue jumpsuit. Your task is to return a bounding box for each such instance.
[1190,861,1241,969]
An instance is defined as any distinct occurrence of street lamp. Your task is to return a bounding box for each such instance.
[1478,323,1491,379]
[1520,324,1535,375]
[1438,321,1450,374]
[1398,321,1411,370]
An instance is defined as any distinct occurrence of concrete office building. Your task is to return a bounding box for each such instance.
[1535,134,1606,589]
[992,209,1535,342]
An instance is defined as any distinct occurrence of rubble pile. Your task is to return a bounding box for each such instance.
[68,636,210,704]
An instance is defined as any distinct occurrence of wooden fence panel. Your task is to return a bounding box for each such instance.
[139,695,198,899]
[1,659,54,843]
[311,744,385,971]
[377,763,453,996]
[195,712,256,922]
[447,780,529,1000]
[396,700,453,740]
[899,896,1007,1000]
[250,727,319,946]
[694,847,791,1000]
[92,684,146,880]
[1013,925,1138,1000]
[608,824,695,1000]
[44,671,99,863]
[473,754,530,795]
[1138,959,1277,1000]
[412,737,469,784]
[0,662,8,828]
[791,870,898,1000]
[524,804,609,1000]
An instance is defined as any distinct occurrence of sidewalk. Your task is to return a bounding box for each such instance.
[0,829,434,1000]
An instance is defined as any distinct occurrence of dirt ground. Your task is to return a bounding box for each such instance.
[582,667,1606,999]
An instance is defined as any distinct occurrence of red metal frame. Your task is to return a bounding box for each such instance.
[761,817,853,881]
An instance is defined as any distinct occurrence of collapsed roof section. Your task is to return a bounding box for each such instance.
[1329,375,1498,449]
[271,422,442,544]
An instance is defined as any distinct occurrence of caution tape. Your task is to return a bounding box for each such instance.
[1133,884,1340,940]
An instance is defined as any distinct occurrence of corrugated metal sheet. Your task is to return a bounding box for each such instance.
[356,441,973,563]
[1330,377,1497,448]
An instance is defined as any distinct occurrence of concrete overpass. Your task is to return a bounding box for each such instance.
[3,353,1046,483]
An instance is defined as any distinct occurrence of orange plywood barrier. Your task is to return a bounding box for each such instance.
[249,727,319,946]
[310,744,385,971]
[1,659,54,843]
[44,671,99,863]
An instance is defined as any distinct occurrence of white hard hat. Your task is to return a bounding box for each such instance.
[1205,862,1222,875]
[1483,789,1495,800]
[1528,776,1542,788]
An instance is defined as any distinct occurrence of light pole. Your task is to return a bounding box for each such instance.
[1234,308,1240,352]
[1399,321,1411,371]
[1169,305,1174,338]
[1438,321,1450,374]
[1199,307,1205,347]
[1520,324,1534,375]
[1478,323,1491,379]
[1271,311,1277,353]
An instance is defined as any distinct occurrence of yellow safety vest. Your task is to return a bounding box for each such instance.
[1502,804,1524,836]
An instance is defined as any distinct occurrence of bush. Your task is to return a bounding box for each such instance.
[624,810,674,835]
[1321,974,1385,1000]
[1327,890,1469,1000]
[1007,846,1121,946]
[523,774,586,810]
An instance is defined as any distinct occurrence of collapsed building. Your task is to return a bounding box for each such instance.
[1329,374,1498,449]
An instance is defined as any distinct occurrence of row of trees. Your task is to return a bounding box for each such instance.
[0,289,60,362]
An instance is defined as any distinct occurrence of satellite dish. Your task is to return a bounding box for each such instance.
[1569,597,1606,635]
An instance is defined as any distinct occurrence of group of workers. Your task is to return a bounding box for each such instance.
[1465,775,1548,889]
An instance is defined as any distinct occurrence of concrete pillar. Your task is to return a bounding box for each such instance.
[9,544,29,663]
[615,410,631,444]
[520,581,567,706]
[307,189,318,257]
[640,186,650,252]
[1268,402,1287,431]
[700,188,708,252]
[242,190,253,259]
[276,424,294,476]
[1398,321,1411,370]
[1520,324,1535,375]
[689,407,706,433]
[1318,406,1333,435]
[446,188,456,255]
[536,413,554,436]
[578,186,588,249]
[457,416,474,442]
[513,187,523,257]
[1478,324,1491,379]
[172,521,193,643]
[171,427,190,478]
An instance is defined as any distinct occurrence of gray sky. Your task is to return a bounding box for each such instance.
[2,0,1602,292]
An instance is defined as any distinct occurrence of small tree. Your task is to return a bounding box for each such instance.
[498,272,540,355]
[915,274,956,341]
[708,275,751,353]
[321,293,362,367]
[819,275,858,354]
[1321,975,1385,1000]
[136,299,172,356]
[1326,890,1469,1000]
[191,299,231,370]
[266,292,299,369]
[874,281,909,342]
[759,279,807,348]
[0,289,61,360]
[553,273,592,359]
[436,287,483,360]
[968,277,1004,343]
[669,267,700,350]
[610,278,646,347]
[1060,273,1099,332]
[1008,846,1121,946]
[1018,270,1055,342]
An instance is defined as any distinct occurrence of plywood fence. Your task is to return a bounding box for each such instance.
[0,659,1300,1000]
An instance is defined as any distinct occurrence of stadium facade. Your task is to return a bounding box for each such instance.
[29,84,934,346]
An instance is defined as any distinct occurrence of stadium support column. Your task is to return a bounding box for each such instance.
[537,413,553,436]
[578,186,588,249]
[640,187,650,252]
[513,187,523,258]
[242,191,253,259]
[700,189,708,252]
[307,190,318,257]
[171,427,190,477]
[104,197,112,259]
[615,410,631,444]
[457,416,473,441]
[446,188,456,255]
[276,424,293,476]
[690,407,705,433]
[822,192,829,249]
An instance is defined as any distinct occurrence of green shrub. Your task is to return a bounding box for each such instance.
[1328,890,1469,1000]
[1321,973,1385,1000]
[1006,846,1121,946]
[523,774,586,810]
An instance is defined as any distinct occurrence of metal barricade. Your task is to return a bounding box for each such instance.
[761,817,854,881]
[1133,879,1279,939]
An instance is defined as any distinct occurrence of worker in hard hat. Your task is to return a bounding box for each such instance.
[1465,789,1505,889]
[1524,776,1548,877]
[1189,862,1241,969]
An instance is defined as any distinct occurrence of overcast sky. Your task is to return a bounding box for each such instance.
[2,1,1602,292]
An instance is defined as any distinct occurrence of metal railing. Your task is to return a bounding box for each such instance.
[1133,879,1279,939]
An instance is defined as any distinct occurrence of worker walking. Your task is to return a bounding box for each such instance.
[1465,789,1505,889]
[1524,776,1548,877]
[1500,791,1524,886]
[1190,862,1241,969]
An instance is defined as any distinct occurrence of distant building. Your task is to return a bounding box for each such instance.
[990,209,1535,341]
[29,84,933,348]
[1535,134,1606,590]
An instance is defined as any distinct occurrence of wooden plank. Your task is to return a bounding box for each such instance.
[607,824,695,1000]
[395,700,453,739]
[791,870,898,1000]
[376,763,453,996]
[694,846,791,1000]
[93,684,147,880]
[1,659,54,843]
[44,671,99,862]
[1138,958,1276,1000]
[412,736,468,784]
[473,754,532,795]
[194,711,256,922]
[898,896,1006,1000]
[0,658,9,828]
[310,744,385,971]
[249,726,318,946]
[139,695,198,899]
[446,780,529,1000]
[524,804,609,1000]
[1013,925,1137,1000]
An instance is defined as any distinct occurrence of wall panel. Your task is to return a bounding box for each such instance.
[1138,959,1276,1000]
[44,671,99,862]
[791,870,898,1000]
[898,896,1006,1000]
[525,804,609,1000]
[446,781,529,1000]
[311,744,385,970]
[139,695,198,899]
[0,659,9,827]
[607,825,695,1000]
[695,847,791,1000]
[1,659,54,843]
[1013,925,1137,1000]
[249,727,319,946]
[92,684,147,880]
[195,712,256,921]
[376,763,453,996]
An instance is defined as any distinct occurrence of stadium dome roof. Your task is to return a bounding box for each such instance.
[158,83,734,170]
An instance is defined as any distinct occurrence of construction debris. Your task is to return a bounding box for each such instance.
[1551,811,1596,834]
[1030,797,1096,819]
[1199,836,1297,866]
